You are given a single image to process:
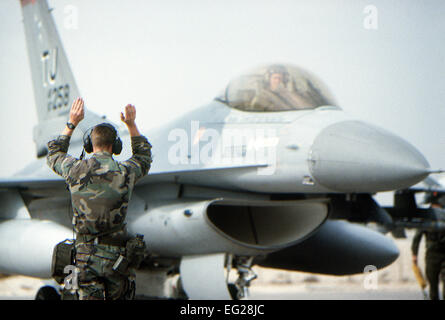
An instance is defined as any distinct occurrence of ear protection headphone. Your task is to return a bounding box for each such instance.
[83,123,122,155]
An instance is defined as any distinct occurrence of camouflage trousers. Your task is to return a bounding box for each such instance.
[74,242,135,300]
[425,252,445,300]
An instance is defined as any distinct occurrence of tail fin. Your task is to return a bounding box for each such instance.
[20,0,113,157]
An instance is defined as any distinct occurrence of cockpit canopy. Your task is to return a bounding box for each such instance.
[215,64,338,112]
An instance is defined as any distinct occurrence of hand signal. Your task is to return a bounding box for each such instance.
[120,104,136,126]
[69,97,85,126]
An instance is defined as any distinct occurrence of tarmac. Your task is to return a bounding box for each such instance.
[0,274,429,300]
[249,284,425,300]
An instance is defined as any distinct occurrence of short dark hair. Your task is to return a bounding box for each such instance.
[91,124,116,149]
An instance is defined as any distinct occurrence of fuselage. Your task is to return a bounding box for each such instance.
[17,99,430,196]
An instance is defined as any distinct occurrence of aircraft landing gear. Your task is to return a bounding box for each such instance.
[179,253,258,299]
[229,256,258,300]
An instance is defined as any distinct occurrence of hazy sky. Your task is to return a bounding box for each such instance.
[0,0,444,190]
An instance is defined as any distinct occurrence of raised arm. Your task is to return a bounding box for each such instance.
[46,98,84,178]
[120,104,152,180]
[121,104,141,137]
[62,97,85,137]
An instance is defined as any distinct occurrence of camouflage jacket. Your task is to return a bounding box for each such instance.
[47,135,152,237]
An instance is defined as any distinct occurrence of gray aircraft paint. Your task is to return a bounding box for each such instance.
[7,101,431,194]
[0,0,434,299]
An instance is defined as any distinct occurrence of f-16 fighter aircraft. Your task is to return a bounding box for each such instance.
[0,0,439,299]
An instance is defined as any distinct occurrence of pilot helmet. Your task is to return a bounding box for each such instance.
[265,64,290,85]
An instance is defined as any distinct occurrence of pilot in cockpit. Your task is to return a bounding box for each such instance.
[250,65,311,111]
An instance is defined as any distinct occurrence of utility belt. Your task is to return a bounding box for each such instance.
[75,224,128,246]
[76,233,129,247]
[51,227,147,285]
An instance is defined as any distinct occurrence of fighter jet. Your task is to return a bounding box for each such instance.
[381,176,445,239]
[0,0,437,299]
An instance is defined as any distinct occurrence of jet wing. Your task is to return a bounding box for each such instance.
[0,176,65,190]
[0,163,267,191]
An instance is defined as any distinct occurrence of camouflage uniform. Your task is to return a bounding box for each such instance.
[47,134,152,300]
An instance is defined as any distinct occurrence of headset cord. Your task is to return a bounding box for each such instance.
[79,126,87,160]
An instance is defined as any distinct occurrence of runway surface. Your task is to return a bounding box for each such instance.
[0,286,427,300]
[0,274,430,300]
[249,287,424,300]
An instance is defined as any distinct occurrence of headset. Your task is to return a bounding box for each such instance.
[82,123,122,155]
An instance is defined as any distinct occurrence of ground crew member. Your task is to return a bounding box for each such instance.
[411,195,445,300]
[47,97,152,300]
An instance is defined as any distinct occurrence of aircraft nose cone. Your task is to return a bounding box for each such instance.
[309,121,430,193]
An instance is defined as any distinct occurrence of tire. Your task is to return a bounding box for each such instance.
[35,286,61,300]
[228,283,240,300]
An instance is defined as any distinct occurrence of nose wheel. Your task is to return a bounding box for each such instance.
[35,286,61,300]
[179,253,258,299]
[228,255,257,300]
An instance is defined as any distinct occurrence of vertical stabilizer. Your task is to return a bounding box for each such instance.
[20,0,113,157]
